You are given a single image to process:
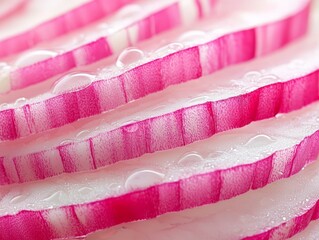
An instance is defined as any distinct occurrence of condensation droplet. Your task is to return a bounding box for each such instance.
[116,48,145,68]
[178,152,204,166]
[282,217,287,221]
[10,194,27,204]
[76,129,97,140]
[259,74,278,81]
[244,134,275,148]
[43,191,66,202]
[116,4,142,19]
[78,187,94,195]
[15,50,57,68]
[244,71,262,81]
[151,105,166,112]
[125,170,165,191]
[52,73,94,95]
[59,139,74,146]
[178,30,208,43]
[187,96,210,105]
[14,97,27,107]
[202,161,216,170]
[0,103,9,110]
[123,122,139,133]
[108,183,122,195]
[155,43,184,56]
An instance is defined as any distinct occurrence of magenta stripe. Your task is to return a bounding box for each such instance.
[1,129,318,239]
[1,71,318,184]
[0,0,134,58]
[1,6,309,141]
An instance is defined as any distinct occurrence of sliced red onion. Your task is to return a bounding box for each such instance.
[0,0,311,141]
[0,0,27,21]
[1,30,319,182]
[289,219,319,240]
[0,0,217,92]
[1,102,319,238]
[57,160,319,240]
[0,0,135,58]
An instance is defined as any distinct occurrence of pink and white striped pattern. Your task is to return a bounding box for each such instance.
[1,67,318,184]
[0,0,135,58]
[0,2,310,141]
[0,119,318,239]
[7,0,217,91]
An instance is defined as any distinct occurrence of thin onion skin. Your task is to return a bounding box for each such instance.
[0,2,310,142]
[0,0,135,58]
[1,127,319,240]
[1,65,318,184]
[8,0,217,91]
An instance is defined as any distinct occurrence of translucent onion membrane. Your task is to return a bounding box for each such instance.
[0,101,319,239]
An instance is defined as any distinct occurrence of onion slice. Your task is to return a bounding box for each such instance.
[0,0,27,21]
[0,0,217,92]
[58,159,319,240]
[0,0,311,140]
[1,103,319,238]
[0,0,136,58]
[1,29,319,182]
[290,219,319,240]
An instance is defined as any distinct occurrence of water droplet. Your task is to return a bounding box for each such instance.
[108,183,122,194]
[43,191,66,202]
[14,97,27,107]
[0,103,9,110]
[202,162,216,169]
[52,73,94,95]
[275,113,284,118]
[116,48,145,68]
[78,187,93,195]
[59,139,74,146]
[26,203,35,209]
[244,71,262,81]
[15,50,57,68]
[178,30,208,43]
[76,129,97,140]
[123,122,139,133]
[116,4,142,19]
[178,152,204,166]
[97,23,114,33]
[155,43,184,56]
[10,194,27,204]
[187,96,210,105]
[282,217,287,221]
[244,134,275,148]
[125,170,164,191]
